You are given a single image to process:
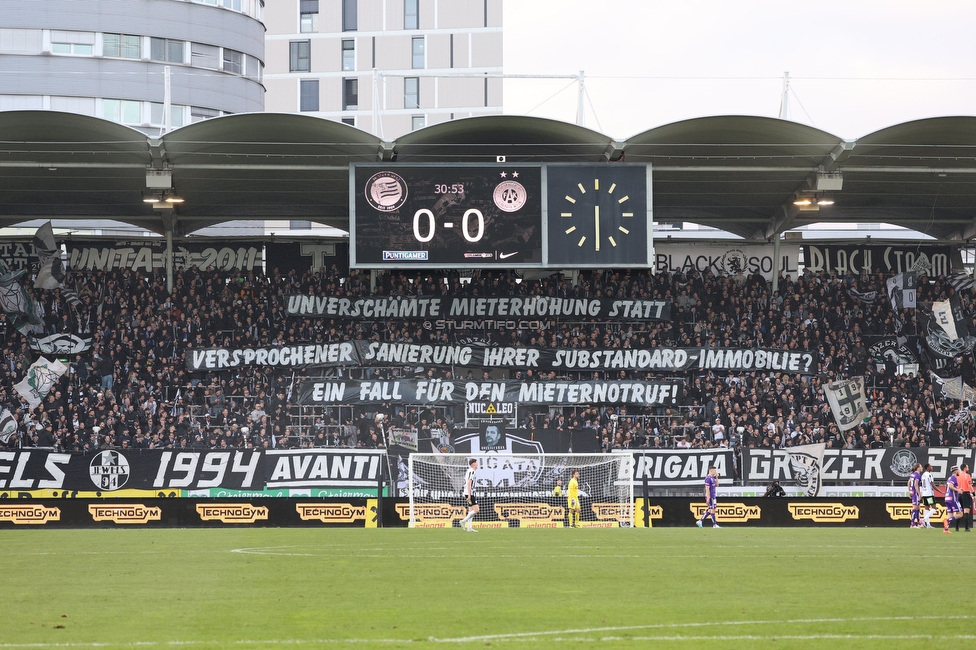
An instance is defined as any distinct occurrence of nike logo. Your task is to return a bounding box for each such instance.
[499,251,518,259]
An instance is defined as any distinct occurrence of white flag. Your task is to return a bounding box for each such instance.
[786,443,825,497]
[0,409,17,444]
[932,300,959,341]
[823,377,869,432]
[14,357,69,410]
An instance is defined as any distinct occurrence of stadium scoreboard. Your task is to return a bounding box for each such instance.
[350,163,652,269]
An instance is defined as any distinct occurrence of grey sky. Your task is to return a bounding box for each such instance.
[502,0,976,140]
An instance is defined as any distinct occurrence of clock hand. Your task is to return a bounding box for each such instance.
[594,205,600,252]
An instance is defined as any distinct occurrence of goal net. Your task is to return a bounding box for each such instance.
[407,453,634,528]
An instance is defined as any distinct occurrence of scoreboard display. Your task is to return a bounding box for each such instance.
[352,164,543,268]
[350,163,651,269]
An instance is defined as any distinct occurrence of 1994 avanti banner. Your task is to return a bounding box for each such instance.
[187,341,819,373]
[286,295,671,321]
[295,379,682,406]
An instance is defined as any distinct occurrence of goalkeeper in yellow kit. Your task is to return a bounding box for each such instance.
[567,470,581,528]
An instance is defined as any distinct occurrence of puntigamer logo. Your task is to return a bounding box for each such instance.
[196,504,268,524]
[788,503,859,523]
[690,502,761,523]
[0,504,60,525]
[296,503,366,524]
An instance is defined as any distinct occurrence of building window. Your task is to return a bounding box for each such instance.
[51,31,95,56]
[103,99,142,125]
[103,33,141,59]
[341,117,355,126]
[150,103,185,128]
[222,48,243,74]
[411,115,425,131]
[300,0,319,12]
[404,77,419,109]
[222,0,243,10]
[342,0,357,31]
[300,13,318,32]
[343,78,358,110]
[341,39,355,72]
[290,220,312,230]
[151,38,184,63]
[411,36,424,69]
[300,79,319,112]
[190,42,219,69]
[52,42,92,55]
[190,106,220,123]
[289,40,310,72]
[404,0,419,29]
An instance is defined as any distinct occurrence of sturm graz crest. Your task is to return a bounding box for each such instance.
[89,450,130,491]
[889,449,919,478]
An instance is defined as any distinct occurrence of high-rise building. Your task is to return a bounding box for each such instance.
[0,0,266,134]
[263,0,502,137]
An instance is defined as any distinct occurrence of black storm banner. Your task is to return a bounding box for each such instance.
[295,379,683,406]
[188,341,818,373]
[743,447,976,483]
[285,295,671,321]
[801,244,952,276]
[65,239,263,272]
[265,241,349,274]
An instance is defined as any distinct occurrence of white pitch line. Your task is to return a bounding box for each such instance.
[1,616,972,648]
[431,614,976,643]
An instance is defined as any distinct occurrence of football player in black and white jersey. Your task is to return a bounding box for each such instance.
[458,458,480,532]
[920,463,936,529]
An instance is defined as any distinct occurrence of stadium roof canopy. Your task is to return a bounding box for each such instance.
[2,110,976,240]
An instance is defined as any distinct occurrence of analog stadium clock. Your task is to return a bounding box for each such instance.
[546,164,650,267]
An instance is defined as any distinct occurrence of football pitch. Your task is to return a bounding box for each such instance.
[1,526,972,649]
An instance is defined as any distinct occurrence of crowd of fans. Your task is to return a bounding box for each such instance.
[1,262,975,455]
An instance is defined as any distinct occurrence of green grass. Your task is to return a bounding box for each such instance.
[0,527,971,649]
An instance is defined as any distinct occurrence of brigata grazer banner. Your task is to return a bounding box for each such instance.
[285,295,671,321]
[625,449,736,487]
[743,447,976,483]
[188,340,819,374]
[295,379,683,406]
[0,449,387,496]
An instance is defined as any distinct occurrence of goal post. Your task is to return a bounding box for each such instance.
[407,453,634,528]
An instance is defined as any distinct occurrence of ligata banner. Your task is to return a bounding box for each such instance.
[628,449,736,486]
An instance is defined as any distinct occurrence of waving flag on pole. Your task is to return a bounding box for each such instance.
[32,222,81,307]
[0,260,44,336]
[14,357,69,410]
[0,409,18,444]
[823,377,869,432]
